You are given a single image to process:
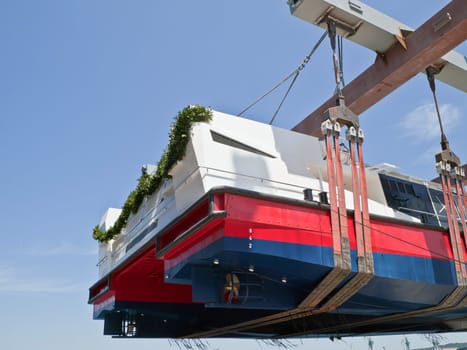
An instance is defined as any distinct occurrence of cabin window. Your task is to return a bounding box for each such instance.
[379,173,445,227]
[405,183,415,196]
[210,130,276,158]
[397,182,406,193]
[381,177,389,190]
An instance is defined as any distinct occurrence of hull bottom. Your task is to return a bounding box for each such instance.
[100,300,467,338]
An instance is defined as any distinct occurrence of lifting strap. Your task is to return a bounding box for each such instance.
[319,119,373,310]
[428,65,467,285]
[358,134,374,272]
[347,126,374,273]
[438,164,467,283]
[456,170,467,248]
[300,17,374,309]
[284,288,467,338]
[298,120,349,309]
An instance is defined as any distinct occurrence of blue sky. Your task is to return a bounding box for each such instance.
[0,1,466,349]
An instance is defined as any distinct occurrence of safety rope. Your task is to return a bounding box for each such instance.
[237,30,328,121]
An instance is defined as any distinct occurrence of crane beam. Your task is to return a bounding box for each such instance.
[291,0,467,137]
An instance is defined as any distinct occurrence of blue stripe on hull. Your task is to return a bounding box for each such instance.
[166,236,459,315]
[372,251,456,285]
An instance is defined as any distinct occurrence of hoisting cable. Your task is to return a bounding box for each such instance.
[268,68,300,125]
[327,20,344,106]
[312,18,374,309]
[338,35,345,87]
[427,66,467,286]
[237,29,328,120]
[301,17,374,311]
[427,67,449,151]
[299,21,354,309]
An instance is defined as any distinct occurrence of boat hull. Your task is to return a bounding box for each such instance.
[89,187,467,338]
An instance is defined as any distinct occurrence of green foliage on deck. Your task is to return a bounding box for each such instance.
[93,105,213,242]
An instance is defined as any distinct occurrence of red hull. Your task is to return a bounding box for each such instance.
[89,188,467,338]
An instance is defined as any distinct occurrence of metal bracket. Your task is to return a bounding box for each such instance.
[435,149,461,172]
[315,6,363,37]
[323,104,360,129]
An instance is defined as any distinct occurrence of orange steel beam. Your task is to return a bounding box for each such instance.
[293,0,467,137]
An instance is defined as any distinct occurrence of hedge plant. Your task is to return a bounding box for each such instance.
[93,105,213,242]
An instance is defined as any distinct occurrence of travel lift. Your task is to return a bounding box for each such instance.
[186,0,467,338]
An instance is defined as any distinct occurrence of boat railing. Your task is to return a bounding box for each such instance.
[397,206,457,228]
[111,198,176,264]
[96,255,107,267]
[96,196,176,276]
[397,206,445,219]
[198,165,317,199]
[123,195,175,243]
[399,203,466,228]
[170,162,312,203]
